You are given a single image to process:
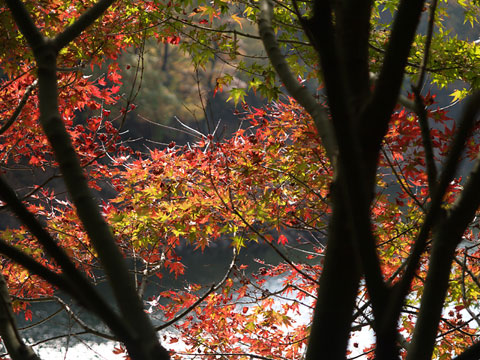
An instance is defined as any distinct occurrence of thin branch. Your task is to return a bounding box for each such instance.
[0,175,118,320]
[138,114,203,139]
[364,0,426,151]
[25,331,89,349]
[171,15,310,46]
[210,175,320,286]
[381,147,425,211]
[258,0,336,161]
[0,68,34,93]
[53,296,116,341]
[176,352,282,360]
[54,0,116,50]
[411,0,439,192]
[459,255,480,328]
[445,147,480,233]
[454,256,480,306]
[416,2,438,87]
[156,248,237,331]
[0,271,41,360]
[393,91,480,314]
[4,0,44,50]
[0,239,76,298]
[18,308,63,331]
[0,80,37,136]
[119,31,146,129]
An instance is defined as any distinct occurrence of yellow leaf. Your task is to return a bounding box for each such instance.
[231,14,243,29]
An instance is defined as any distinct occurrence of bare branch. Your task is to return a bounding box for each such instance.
[53,297,116,341]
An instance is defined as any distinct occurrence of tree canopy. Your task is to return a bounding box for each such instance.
[1,0,480,359]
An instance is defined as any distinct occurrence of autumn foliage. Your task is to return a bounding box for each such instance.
[2,0,480,360]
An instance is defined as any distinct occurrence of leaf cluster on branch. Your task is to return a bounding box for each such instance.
[1,0,480,360]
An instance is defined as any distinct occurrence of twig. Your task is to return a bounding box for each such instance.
[156,248,237,331]
[411,0,439,193]
[0,270,41,360]
[394,91,480,318]
[209,172,320,286]
[53,296,116,341]
[258,0,336,162]
[0,80,37,136]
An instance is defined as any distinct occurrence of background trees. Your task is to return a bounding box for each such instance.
[2,0,480,360]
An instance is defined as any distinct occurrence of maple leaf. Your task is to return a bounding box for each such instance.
[277,234,288,245]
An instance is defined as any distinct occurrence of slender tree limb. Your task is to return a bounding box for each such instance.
[332,0,372,114]
[173,15,310,46]
[455,256,480,315]
[303,0,348,126]
[156,249,237,331]
[0,80,37,136]
[22,331,90,349]
[0,240,77,298]
[392,91,480,317]
[258,0,336,161]
[406,169,480,360]
[3,0,44,50]
[414,0,438,89]
[453,341,480,360]
[53,296,116,341]
[0,175,107,307]
[5,2,170,358]
[0,271,41,360]
[210,176,319,285]
[413,94,438,192]
[381,147,425,211]
[459,255,480,328]
[54,0,116,51]
[363,0,426,155]
[18,308,62,331]
[447,158,480,231]
[412,0,439,192]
